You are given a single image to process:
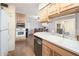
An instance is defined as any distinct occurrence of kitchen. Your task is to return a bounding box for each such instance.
[0,3,79,56]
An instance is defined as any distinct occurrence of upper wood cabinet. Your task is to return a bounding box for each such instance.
[39,5,49,23]
[16,13,26,24]
[60,3,79,12]
[48,3,79,16]
[48,3,58,15]
[39,3,79,22]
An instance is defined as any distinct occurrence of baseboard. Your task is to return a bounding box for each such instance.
[8,50,16,56]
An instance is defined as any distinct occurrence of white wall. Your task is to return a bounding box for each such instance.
[25,16,43,34]
[64,18,75,35]
[47,21,55,32]
[5,5,16,51]
[8,5,16,51]
[56,14,76,36]
[48,14,77,40]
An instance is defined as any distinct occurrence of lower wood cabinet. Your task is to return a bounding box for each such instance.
[54,51,61,56]
[42,40,78,56]
[42,44,52,56]
[42,44,60,56]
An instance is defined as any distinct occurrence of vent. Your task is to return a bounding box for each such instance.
[1,3,8,8]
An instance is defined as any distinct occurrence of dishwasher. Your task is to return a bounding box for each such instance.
[34,36,42,56]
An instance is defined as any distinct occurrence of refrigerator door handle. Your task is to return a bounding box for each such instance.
[8,23,10,41]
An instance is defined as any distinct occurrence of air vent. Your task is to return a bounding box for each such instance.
[1,3,8,8]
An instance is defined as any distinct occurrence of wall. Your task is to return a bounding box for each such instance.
[9,5,15,51]
[5,5,16,51]
[48,13,77,40]
[25,16,43,34]
[47,19,55,32]
[64,18,76,35]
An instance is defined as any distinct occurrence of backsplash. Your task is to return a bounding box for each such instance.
[47,13,79,40]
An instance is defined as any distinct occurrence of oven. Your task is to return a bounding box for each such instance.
[16,28,25,38]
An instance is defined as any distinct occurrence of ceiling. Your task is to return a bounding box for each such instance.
[8,3,39,16]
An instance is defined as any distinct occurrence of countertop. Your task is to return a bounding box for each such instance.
[34,32,79,55]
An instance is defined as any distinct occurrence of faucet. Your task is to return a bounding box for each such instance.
[62,25,65,38]
[62,26,70,38]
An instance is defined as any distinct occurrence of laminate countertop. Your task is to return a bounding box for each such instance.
[34,32,79,55]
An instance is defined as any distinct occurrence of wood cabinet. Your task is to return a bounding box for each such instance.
[42,40,78,56]
[16,13,26,24]
[48,3,79,18]
[54,51,61,56]
[60,3,79,12]
[39,5,49,23]
[42,44,52,56]
[39,3,79,22]
[49,3,79,15]
[48,3,59,15]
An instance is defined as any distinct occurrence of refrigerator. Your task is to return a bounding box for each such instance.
[0,9,9,56]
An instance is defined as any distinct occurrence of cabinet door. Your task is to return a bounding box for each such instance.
[54,51,61,56]
[39,6,49,22]
[52,43,76,56]
[60,3,71,11]
[48,3,57,15]
[60,3,79,12]
[42,44,51,56]
[16,13,25,23]
[39,9,44,22]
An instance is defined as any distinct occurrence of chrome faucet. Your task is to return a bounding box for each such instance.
[62,26,70,38]
[62,25,65,38]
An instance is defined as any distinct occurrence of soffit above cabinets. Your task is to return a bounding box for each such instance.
[39,3,49,10]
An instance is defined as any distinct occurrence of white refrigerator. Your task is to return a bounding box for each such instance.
[0,9,9,56]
